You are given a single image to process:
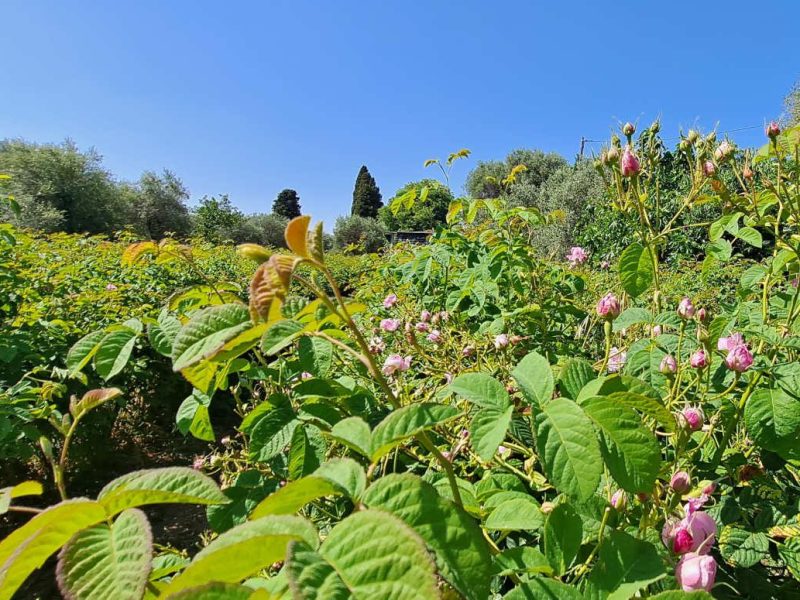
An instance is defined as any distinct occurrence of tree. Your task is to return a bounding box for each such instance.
[132,170,191,239]
[351,165,383,217]
[784,80,800,126]
[465,149,567,200]
[379,179,453,231]
[0,139,126,234]
[333,215,387,253]
[273,189,301,219]
[228,213,288,248]
[192,194,244,243]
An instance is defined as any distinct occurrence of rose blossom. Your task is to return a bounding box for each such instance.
[380,318,400,332]
[383,293,398,308]
[415,322,430,333]
[427,330,442,344]
[105,283,118,291]
[717,332,744,351]
[659,355,677,375]
[690,348,708,369]
[670,471,691,494]
[676,552,717,592]
[596,293,621,320]
[368,336,385,354]
[566,246,588,267]
[462,345,475,357]
[607,346,627,373]
[621,147,641,177]
[420,310,432,322]
[766,121,781,139]
[725,344,753,372]
[382,354,411,376]
[681,406,704,431]
[677,297,695,319]
[494,334,510,349]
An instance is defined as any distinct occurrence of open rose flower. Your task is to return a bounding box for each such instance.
[427,330,442,344]
[382,354,411,376]
[383,293,398,308]
[368,336,385,354]
[690,349,708,369]
[494,334,510,349]
[677,297,695,319]
[566,246,588,267]
[419,310,432,322]
[380,318,400,332]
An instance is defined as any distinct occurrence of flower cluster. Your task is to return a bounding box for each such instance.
[718,332,753,372]
[662,492,718,592]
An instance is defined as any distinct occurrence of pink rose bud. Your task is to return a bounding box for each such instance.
[600,259,611,270]
[766,121,781,139]
[682,407,704,431]
[687,130,700,144]
[462,345,475,357]
[660,355,678,375]
[427,330,442,344]
[380,318,401,332]
[690,349,708,369]
[611,490,626,511]
[596,293,621,320]
[415,322,430,333]
[702,481,716,496]
[622,122,636,136]
[673,528,695,554]
[192,456,205,470]
[725,344,753,372]
[497,445,510,458]
[382,354,412,376]
[420,310,432,322]
[651,324,663,336]
[670,471,691,494]
[621,147,641,177]
[677,297,695,319]
[684,511,717,554]
[743,164,754,179]
[494,334,510,349]
[540,501,555,514]
[703,161,716,177]
[696,308,707,322]
[105,283,118,291]
[676,552,717,592]
[383,293,398,308]
[714,140,734,161]
[438,311,450,322]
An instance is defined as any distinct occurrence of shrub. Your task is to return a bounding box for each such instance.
[332,214,387,253]
[379,179,453,231]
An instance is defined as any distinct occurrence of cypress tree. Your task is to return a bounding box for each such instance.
[351,165,383,218]
[273,188,301,219]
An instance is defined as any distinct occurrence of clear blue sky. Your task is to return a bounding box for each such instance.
[2,1,797,227]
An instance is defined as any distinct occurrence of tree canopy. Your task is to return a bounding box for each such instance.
[273,188,302,219]
[351,165,383,218]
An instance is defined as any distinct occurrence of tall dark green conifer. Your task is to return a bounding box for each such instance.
[273,188,301,219]
[351,165,383,218]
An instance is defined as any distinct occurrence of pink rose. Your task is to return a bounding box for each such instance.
[660,355,678,375]
[382,354,412,376]
[677,297,695,319]
[725,343,753,372]
[596,293,621,319]
[684,511,717,554]
[494,334,510,349]
[681,407,704,431]
[607,347,627,373]
[566,246,589,267]
[427,330,442,344]
[380,318,401,332]
[420,310,432,322]
[670,471,691,494]
[690,349,708,369]
[766,121,781,139]
[368,336,385,354]
[621,147,641,177]
[383,293,398,308]
[676,552,717,592]
[415,322,430,333]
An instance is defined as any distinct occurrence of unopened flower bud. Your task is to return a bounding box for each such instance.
[743,164,754,180]
[703,161,716,177]
[622,122,636,137]
[621,147,641,177]
[236,243,271,263]
[690,349,709,369]
[687,130,699,144]
[606,146,620,163]
[681,407,704,431]
[596,293,621,320]
[677,297,695,319]
[679,139,691,152]
[650,121,661,134]
[696,307,708,323]
[705,132,716,144]
[766,121,781,139]
[671,471,692,494]
[510,334,524,345]
[540,501,555,514]
[462,345,475,357]
[660,355,678,375]
[611,490,627,511]
[494,334,509,349]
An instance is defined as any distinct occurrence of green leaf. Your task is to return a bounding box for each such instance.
[260,319,304,355]
[744,388,800,460]
[250,458,366,519]
[69,387,123,420]
[581,396,661,493]
[176,390,215,442]
[149,311,182,357]
[0,481,43,515]
[298,336,333,378]
[330,417,372,458]
[98,467,229,516]
[512,351,554,407]
[612,307,652,333]
[504,577,583,599]
[778,538,800,581]
[543,503,582,575]
[161,515,317,596]
[94,327,139,380]
[484,498,543,531]
[588,530,665,600]
[248,407,300,463]
[288,425,325,480]
[707,239,733,262]
[362,473,493,600]
[285,541,349,599]
[172,304,252,371]
[66,330,105,374]
[206,471,277,533]
[736,226,763,248]
[0,500,107,600]
[370,403,460,461]
[448,373,509,408]
[719,527,769,567]
[313,509,438,600]
[534,398,602,501]
[739,265,767,294]
[470,405,514,460]
[56,508,152,600]
[648,592,713,600]
[709,213,741,241]
[163,582,261,600]
[493,547,552,577]
[619,243,654,298]
[558,358,596,400]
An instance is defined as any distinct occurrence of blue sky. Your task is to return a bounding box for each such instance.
[2,1,798,227]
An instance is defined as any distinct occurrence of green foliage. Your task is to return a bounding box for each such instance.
[332,214,386,253]
[379,179,453,231]
[272,188,301,219]
[351,165,383,218]
[192,195,245,243]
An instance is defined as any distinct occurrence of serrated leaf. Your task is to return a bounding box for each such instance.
[172,304,252,371]
[288,425,324,480]
[260,320,304,355]
[285,541,349,599]
[176,390,215,442]
[619,243,654,298]
[504,578,583,599]
[94,328,138,380]
[66,330,105,374]
[448,373,509,408]
[98,467,228,516]
[484,498,543,531]
[581,396,661,493]
[0,500,107,600]
[57,508,152,600]
[362,474,492,600]
[470,405,513,460]
[588,530,665,600]
[298,336,333,378]
[149,312,182,357]
[534,398,602,501]
[736,226,763,248]
[285,215,311,258]
[512,351,554,407]
[370,403,460,461]
[543,503,582,575]
[558,359,596,400]
[161,516,317,596]
[163,582,261,600]
[744,387,800,460]
[330,417,372,458]
[248,407,299,463]
[719,527,769,567]
[707,239,733,262]
[612,307,652,333]
[493,547,552,577]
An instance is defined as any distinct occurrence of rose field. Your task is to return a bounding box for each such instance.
[2,118,800,600]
